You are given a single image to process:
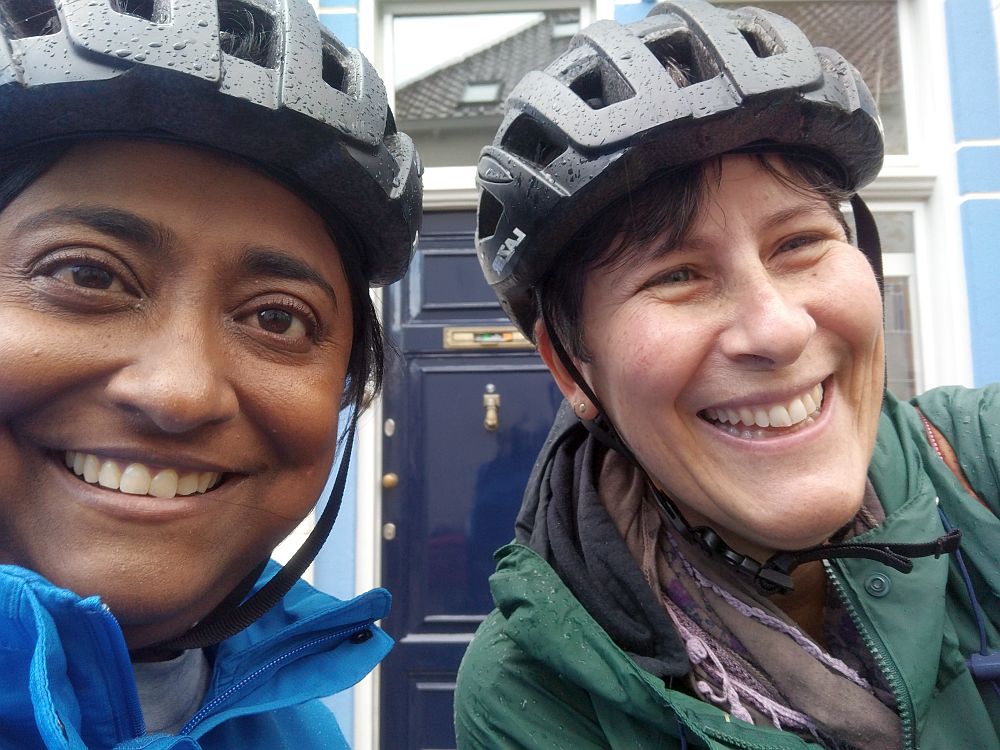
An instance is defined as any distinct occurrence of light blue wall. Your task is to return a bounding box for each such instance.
[615,0,655,23]
[320,12,358,46]
[945,0,1000,385]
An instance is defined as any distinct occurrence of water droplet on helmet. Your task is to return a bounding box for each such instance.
[133,53,147,61]
[197,18,208,27]
[114,49,131,57]
[173,41,186,50]
[193,62,202,71]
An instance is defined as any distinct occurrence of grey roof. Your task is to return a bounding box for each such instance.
[396,11,578,122]
[397,2,900,123]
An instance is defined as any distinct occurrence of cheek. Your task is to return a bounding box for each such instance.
[244,357,349,470]
[0,307,116,418]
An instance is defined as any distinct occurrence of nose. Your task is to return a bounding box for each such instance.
[104,321,239,433]
[716,271,816,369]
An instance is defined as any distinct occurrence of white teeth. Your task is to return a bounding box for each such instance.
[705,383,825,432]
[177,472,200,496]
[98,461,121,490]
[63,451,221,499]
[150,469,179,499]
[120,463,151,495]
[83,454,100,483]
[768,405,792,428]
[788,398,808,424]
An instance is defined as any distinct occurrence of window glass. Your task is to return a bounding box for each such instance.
[392,9,581,168]
[718,1,907,154]
[884,277,916,399]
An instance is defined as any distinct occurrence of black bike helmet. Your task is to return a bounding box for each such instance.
[0,0,421,285]
[476,0,883,336]
[0,0,422,654]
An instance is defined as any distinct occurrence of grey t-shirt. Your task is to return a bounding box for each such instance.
[132,648,212,735]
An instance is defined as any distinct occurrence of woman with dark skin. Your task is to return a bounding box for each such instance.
[0,0,420,746]
[456,2,999,748]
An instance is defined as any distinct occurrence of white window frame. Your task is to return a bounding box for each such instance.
[368,0,601,208]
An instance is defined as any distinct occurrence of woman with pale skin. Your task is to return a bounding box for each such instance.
[456,2,1000,748]
[0,0,420,746]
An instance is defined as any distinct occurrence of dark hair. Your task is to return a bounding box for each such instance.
[0,141,381,439]
[538,152,853,360]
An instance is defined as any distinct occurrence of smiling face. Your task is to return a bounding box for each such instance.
[0,140,354,648]
[539,155,885,559]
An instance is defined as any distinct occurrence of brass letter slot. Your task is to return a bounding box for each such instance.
[443,326,533,350]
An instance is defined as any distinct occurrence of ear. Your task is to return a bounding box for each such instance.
[534,320,596,421]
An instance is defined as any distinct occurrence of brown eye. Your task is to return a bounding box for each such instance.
[51,263,124,291]
[254,308,308,338]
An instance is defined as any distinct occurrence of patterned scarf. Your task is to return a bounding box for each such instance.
[597,448,902,750]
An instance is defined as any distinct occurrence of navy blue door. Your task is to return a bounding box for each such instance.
[379,211,562,749]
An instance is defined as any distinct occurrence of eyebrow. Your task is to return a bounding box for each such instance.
[759,203,838,234]
[15,205,173,252]
[239,247,340,312]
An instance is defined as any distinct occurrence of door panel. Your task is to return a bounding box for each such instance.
[379,212,561,749]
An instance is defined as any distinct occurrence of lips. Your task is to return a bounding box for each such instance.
[64,451,223,499]
[700,382,824,438]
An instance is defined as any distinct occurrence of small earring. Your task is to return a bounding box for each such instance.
[576,401,589,415]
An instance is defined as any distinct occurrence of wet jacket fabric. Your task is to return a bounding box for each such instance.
[0,562,392,749]
[454,386,1000,749]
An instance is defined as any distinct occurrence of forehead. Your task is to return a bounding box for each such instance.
[0,139,345,276]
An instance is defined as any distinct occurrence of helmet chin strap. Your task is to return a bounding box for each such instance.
[543,315,960,595]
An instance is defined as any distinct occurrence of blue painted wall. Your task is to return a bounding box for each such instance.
[945,0,1000,384]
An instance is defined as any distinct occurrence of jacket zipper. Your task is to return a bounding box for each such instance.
[95,603,148,740]
[824,561,914,750]
[180,620,372,735]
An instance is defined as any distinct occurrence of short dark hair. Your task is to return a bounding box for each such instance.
[537,152,853,361]
[0,141,381,438]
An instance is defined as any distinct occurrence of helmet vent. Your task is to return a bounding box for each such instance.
[109,0,162,23]
[218,0,277,68]
[568,62,634,110]
[501,114,565,169]
[0,0,60,38]
[644,36,701,87]
[478,190,502,240]
[738,28,777,59]
[321,41,347,93]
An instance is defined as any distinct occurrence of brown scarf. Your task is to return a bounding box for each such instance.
[598,449,902,750]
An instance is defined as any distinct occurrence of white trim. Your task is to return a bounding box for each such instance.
[593,0,615,20]
[881,253,915,278]
[358,0,376,56]
[959,192,1000,202]
[954,139,1000,149]
[352,289,384,750]
[911,0,973,388]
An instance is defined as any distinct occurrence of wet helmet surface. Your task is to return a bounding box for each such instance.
[0,0,422,285]
[476,0,884,336]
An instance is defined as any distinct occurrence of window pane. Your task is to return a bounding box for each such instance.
[393,9,580,168]
[884,277,916,399]
[873,210,914,253]
[718,1,906,154]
